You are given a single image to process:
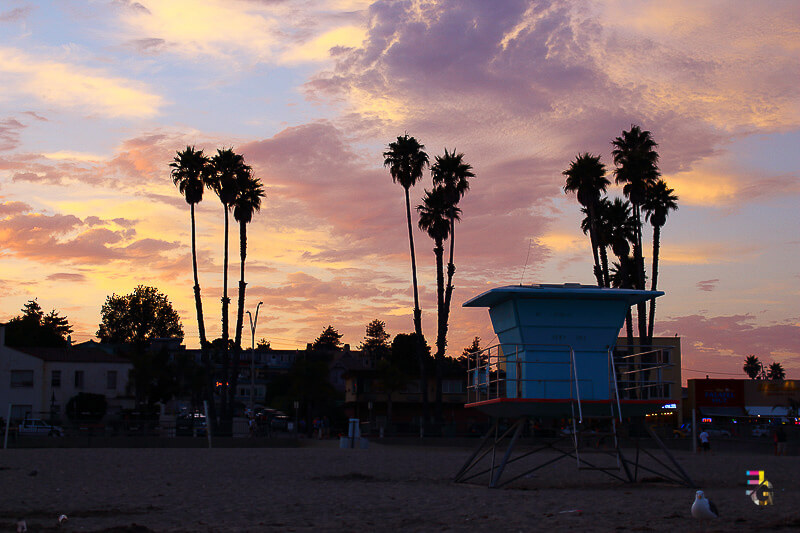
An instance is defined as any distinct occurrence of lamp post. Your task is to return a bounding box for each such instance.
[246,302,264,412]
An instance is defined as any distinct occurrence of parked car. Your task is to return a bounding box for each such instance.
[703,426,732,439]
[18,419,63,437]
[751,425,772,438]
[176,414,207,437]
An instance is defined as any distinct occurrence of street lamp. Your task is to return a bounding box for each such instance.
[246,302,264,412]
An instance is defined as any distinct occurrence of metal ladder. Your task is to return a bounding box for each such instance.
[570,349,624,472]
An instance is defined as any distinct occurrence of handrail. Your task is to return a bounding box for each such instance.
[608,347,622,422]
[569,347,582,423]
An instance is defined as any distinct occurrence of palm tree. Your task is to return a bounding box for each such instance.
[170,146,217,428]
[767,362,786,381]
[563,153,610,287]
[612,125,660,341]
[208,148,249,422]
[230,170,265,414]
[643,179,678,339]
[430,148,474,373]
[170,146,210,350]
[384,134,430,424]
[610,256,637,341]
[418,186,459,423]
[743,355,762,380]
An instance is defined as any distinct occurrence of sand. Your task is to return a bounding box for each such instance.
[1,441,798,532]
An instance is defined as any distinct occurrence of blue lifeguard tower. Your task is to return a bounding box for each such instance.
[454,284,694,488]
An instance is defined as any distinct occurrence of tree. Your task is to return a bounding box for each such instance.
[383,134,429,339]
[431,148,474,391]
[256,338,272,350]
[97,286,184,346]
[743,355,762,380]
[170,146,211,352]
[208,147,250,421]
[359,319,391,356]
[3,299,73,347]
[610,256,638,341]
[384,134,431,425]
[170,146,217,427]
[564,153,610,286]
[313,325,343,351]
[642,179,678,339]
[418,186,459,423]
[230,169,265,417]
[767,362,786,381]
[612,125,660,342]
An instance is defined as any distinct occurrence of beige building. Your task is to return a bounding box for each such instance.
[0,326,133,423]
[616,336,683,424]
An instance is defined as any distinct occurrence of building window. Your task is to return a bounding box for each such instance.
[107,370,117,390]
[10,370,34,388]
[52,370,61,388]
[74,370,84,389]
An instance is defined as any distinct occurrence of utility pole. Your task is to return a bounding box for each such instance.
[246,302,264,412]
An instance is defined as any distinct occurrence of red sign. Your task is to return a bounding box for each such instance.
[694,379,745,407]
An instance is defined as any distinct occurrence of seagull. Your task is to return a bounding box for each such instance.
[58,514,68,526]
[691,490,719,519]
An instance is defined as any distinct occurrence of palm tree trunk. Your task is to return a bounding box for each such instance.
[191,204,207,347]
[192,204,217,432]
[599,245,610,288]
[588,203,603,286]
[221,206,230,425]
[405,187,428,426]
[442,218,456,358]
[230,220,248,415]
[647,224,661,341]
[434,239,445,425]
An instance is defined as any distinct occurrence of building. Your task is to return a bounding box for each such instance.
[0,326,134,423]
[616,336,683,425]
[685,378,800,428]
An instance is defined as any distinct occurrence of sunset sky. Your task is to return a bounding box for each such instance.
[0,0,797,383]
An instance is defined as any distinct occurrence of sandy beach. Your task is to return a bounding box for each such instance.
[1,441,798,532]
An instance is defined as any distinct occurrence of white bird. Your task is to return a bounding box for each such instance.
[691,490,719,519]
[58,514,69,526]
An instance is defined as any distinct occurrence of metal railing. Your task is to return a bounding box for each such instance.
[466,344,582,414]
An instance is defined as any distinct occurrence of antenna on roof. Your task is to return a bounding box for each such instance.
[519,238,532,286]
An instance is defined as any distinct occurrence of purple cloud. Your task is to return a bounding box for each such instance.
[696,279,719,292]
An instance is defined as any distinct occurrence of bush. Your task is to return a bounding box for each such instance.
[66,393,108,421]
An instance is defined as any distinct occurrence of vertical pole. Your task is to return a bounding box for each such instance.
[692,408,697,454]
[204,400,212,449]
[3,404,11,449]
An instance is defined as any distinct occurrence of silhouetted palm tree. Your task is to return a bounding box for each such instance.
[209,148,249,422]
[610,256,637,341]
[643,179,678,339]
[743,355,762,380]
[612,125,660,341]
[767,362,786,380]
[564,153,610,287]
[384,134,430,424]
[431,149,474,375]
[418,186,459,423]
[170,146,211,351]
[230,170,265,413]
[171,146,217,429]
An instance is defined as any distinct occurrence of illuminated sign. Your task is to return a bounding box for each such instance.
[701,418,712,423]
[746,470,773,506]
[662,403,677,409]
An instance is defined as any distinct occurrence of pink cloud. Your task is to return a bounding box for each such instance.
[696,279,719,292]
[0,118,26,152]
[656,314,800,379]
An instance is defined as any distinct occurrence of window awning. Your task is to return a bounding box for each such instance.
[746,406,790,417]
[698,406,747,417]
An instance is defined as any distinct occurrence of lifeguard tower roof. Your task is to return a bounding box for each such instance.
[463,283,662,308]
